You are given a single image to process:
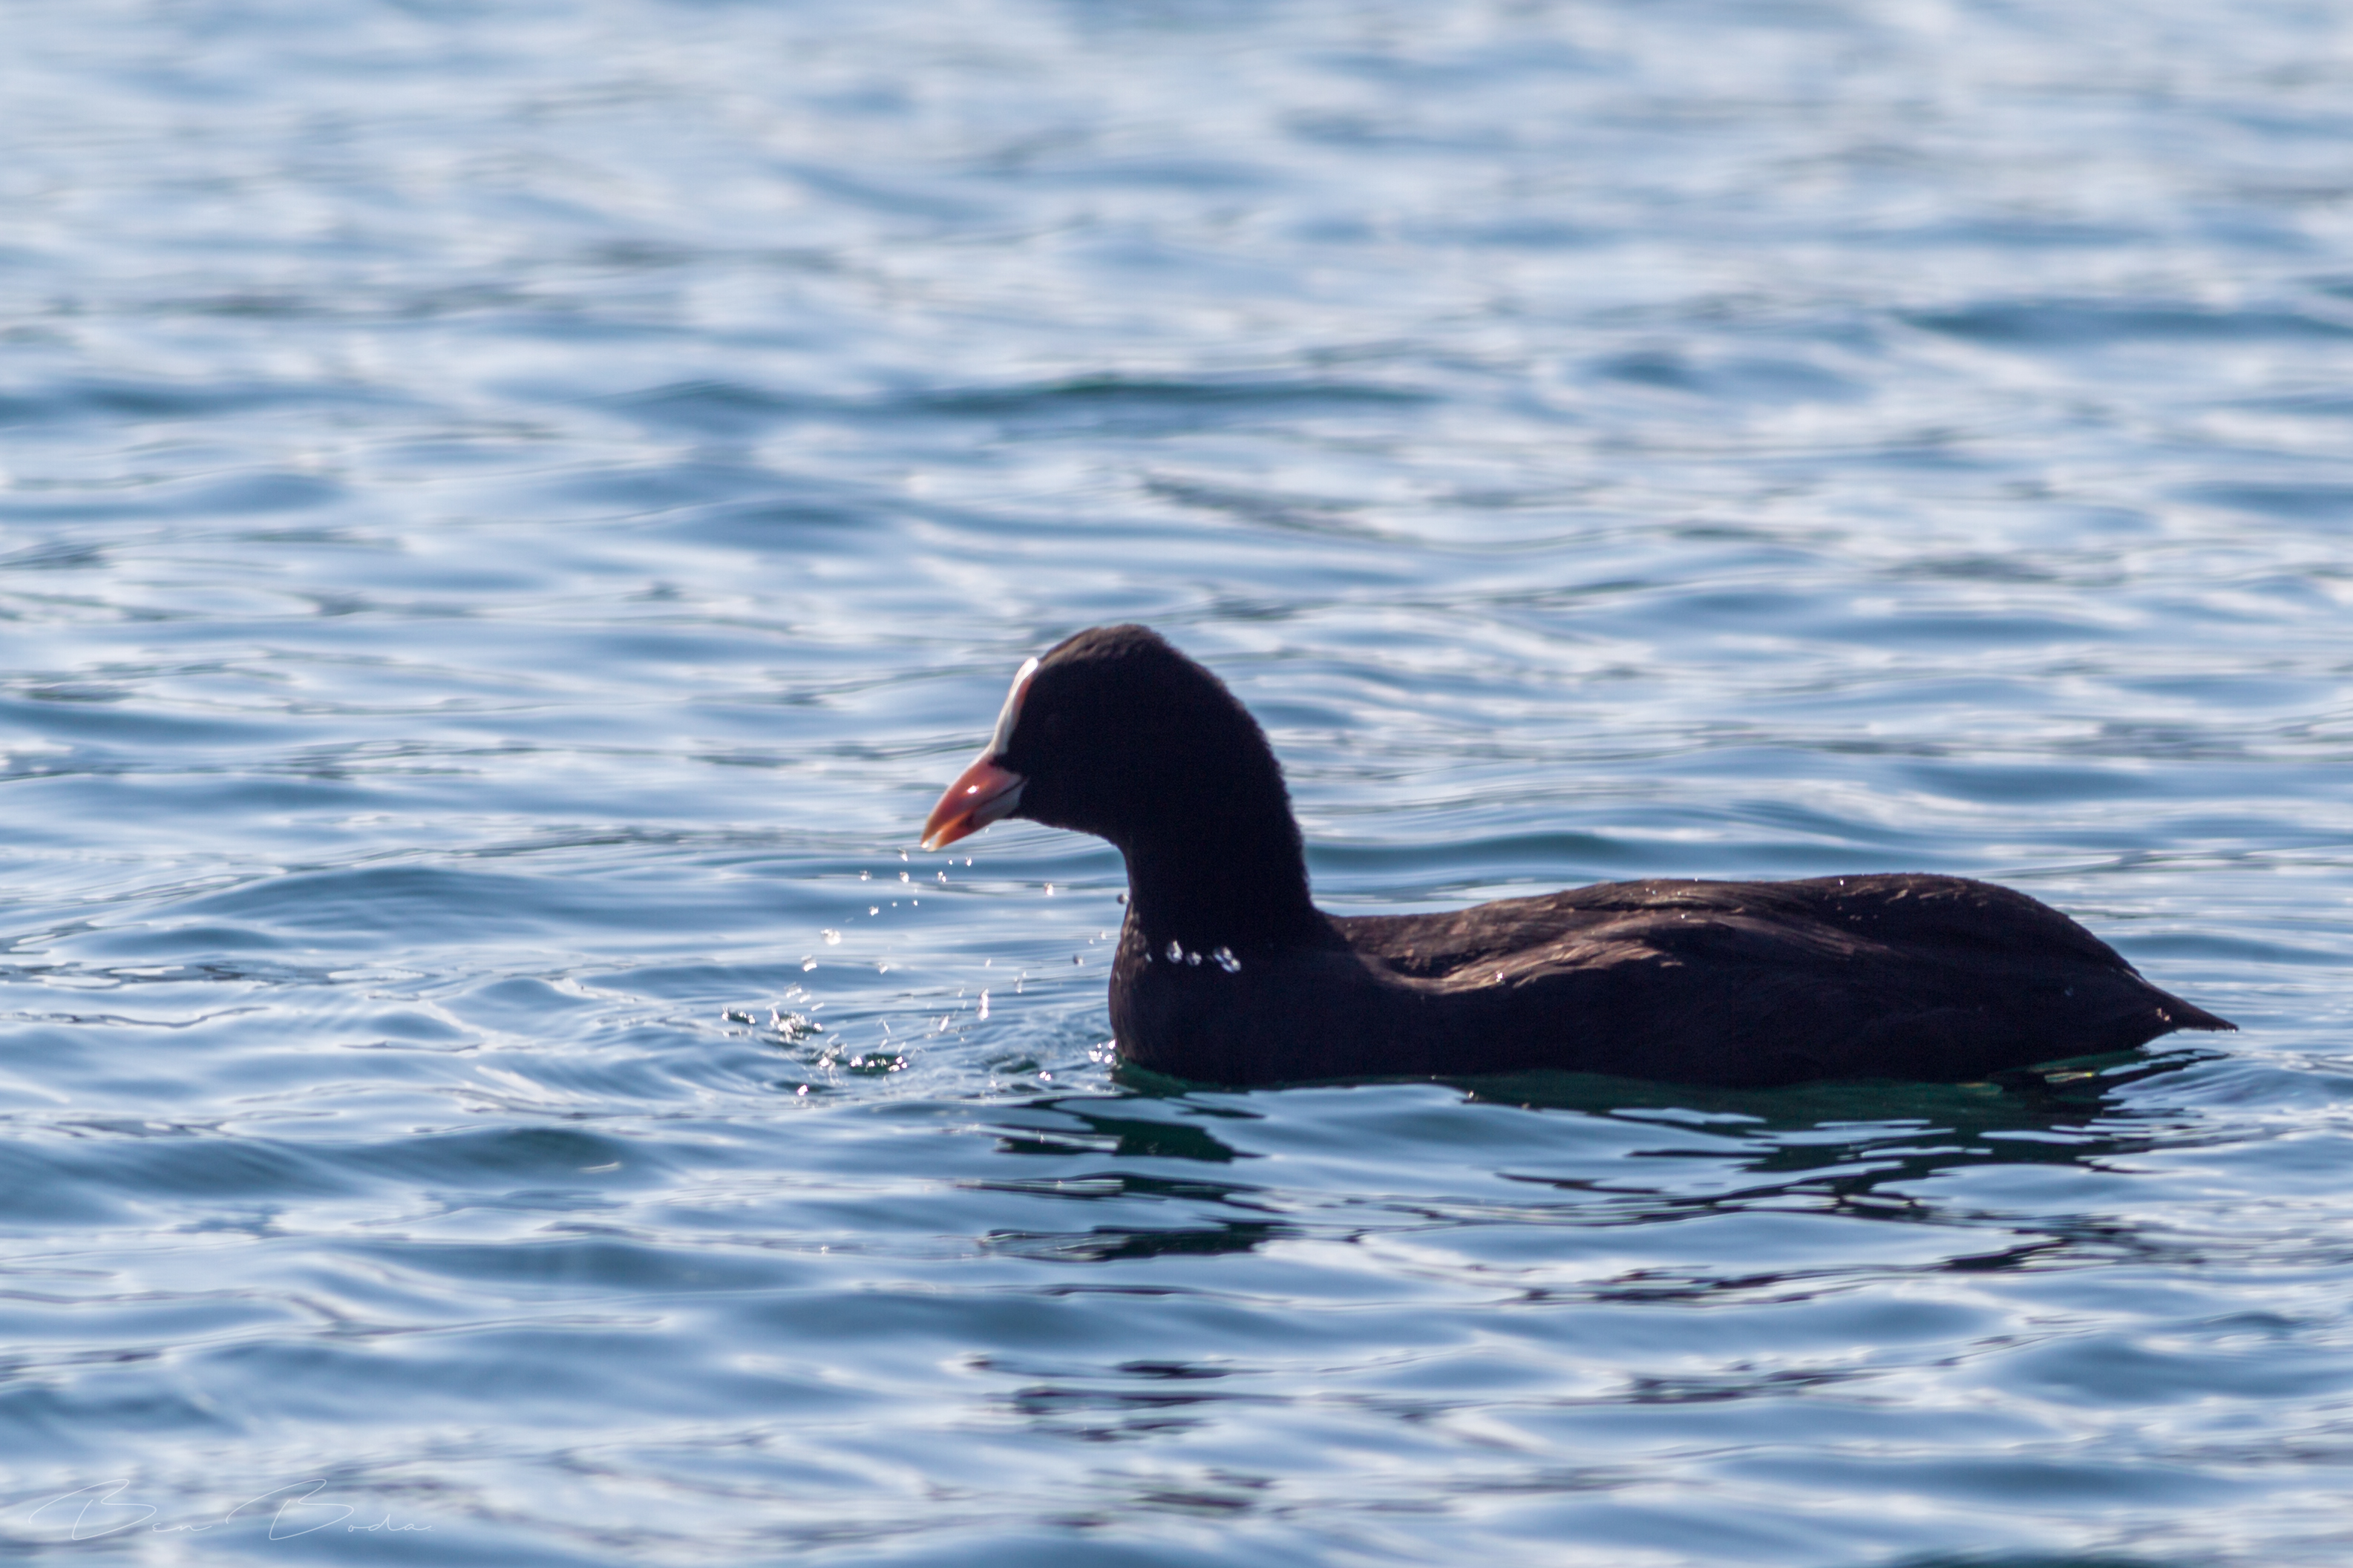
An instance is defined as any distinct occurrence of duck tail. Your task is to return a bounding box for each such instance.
[2150,988,2235,1034]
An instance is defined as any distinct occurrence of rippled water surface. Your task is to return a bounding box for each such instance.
[4,2,2352,1563]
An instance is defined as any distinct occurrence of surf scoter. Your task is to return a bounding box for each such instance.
[920,625,2233,1088]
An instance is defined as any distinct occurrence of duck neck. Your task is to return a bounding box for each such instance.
[1118,809,1324,957]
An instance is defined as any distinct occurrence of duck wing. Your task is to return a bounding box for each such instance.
[1332,874,2231,1086]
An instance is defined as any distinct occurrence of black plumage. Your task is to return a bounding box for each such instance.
[923,625,2233,1089]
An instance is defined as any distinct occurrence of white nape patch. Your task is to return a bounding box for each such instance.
[988,656,1041,757]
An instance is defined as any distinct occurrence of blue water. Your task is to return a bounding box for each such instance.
[4,2,2352,1563]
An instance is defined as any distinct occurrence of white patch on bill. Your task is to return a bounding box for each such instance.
[989,656,1041,756]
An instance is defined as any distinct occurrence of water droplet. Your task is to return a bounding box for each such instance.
[860,870,871,882]
[1044,884,1054,896]
[868,906,880,916]
[937,871,947,883]
[1214,946,1240,973]
[978,991,990,1019]
[1072,954,1082,965]
[899,871,910,883]
[822,929,841,945]
[1166,940,1182,962]
[802,959,817,971]
[1185,951,1201,966]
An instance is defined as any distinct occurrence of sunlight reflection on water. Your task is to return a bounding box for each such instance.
[1,1,2350,1563]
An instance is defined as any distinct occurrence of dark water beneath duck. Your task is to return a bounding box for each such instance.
[4,3,2352,1564]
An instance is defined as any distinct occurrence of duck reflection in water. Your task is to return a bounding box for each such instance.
[974,1047,2211,1272]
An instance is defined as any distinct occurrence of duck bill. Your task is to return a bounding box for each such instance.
[921,754,1027,850]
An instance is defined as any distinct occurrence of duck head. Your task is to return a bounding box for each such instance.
[920,624,1320,949]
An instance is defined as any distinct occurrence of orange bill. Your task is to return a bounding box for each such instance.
[920,754,1027,850]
